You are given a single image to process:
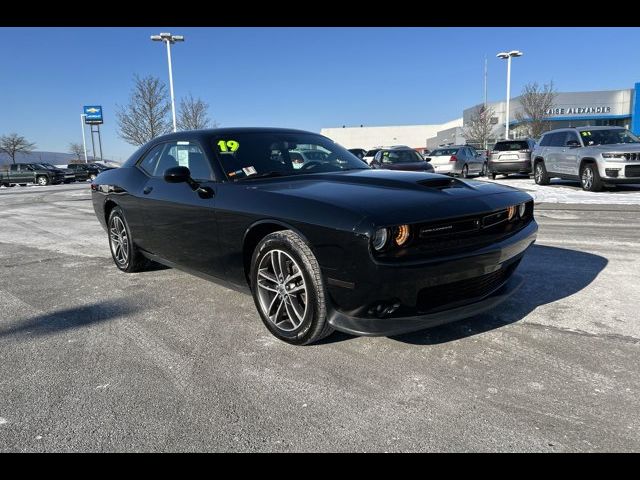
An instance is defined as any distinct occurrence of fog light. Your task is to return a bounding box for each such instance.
[394,225,410,246]
[605,168,619,178]
[518,203,526,217]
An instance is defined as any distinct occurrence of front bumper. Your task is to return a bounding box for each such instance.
[488,160,531,174]
[326,220,537,336]
[600,161,640,183]
[328,273,523,336]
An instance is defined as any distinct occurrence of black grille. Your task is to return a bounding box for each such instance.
[624,153,640,161]
[625,165,640,178]
[416,262,518,313]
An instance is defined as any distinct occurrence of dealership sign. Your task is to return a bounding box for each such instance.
[83,105,103,124]
[545,106,612,116]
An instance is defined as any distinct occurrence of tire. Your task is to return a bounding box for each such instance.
[90,174,97,181]
[489,172,497,180]
[250,230,334,345]
[19,184,27,187]
[36,176,49,186]
[480,162,487,176]
[461,164,469,178]
[107,206,149,273]
[534,161,550,185]
[580,163,603,192]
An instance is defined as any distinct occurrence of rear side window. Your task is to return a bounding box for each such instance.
[493,141,530,151]
[549,132,567,147]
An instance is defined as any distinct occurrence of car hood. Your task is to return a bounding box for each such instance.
[589,143,640,152]
[249,169,531,227]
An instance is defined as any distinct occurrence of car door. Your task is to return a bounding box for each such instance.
[133,139,224,278]
[561,131,581,176]
[16,164,33,183]
[545,132,565,174]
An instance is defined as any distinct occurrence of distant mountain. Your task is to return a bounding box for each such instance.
[0,150,120,166]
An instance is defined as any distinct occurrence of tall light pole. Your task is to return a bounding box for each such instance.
[496,50,523,140]
[80,114,88,163]
[151,32,184,132]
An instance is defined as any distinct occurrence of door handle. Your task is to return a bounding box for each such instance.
[143,186,153,195]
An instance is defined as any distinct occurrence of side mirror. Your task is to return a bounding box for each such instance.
[566,140,581,148]
[164,166,191,183]
[425,157,431,162]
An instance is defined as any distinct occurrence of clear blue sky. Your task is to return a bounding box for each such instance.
[2,27,640,161]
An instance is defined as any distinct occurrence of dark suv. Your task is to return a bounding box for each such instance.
[488,139,535,179]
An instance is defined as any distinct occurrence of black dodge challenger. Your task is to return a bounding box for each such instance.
[92,128,537,345]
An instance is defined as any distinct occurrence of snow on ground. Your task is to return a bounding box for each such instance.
[478,175,640,205]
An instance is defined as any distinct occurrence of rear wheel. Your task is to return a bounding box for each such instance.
[251,230,334,345]
[580,163,603,192]
[108,206,149,272]
[534,161,550,185]
[461,164,469,178]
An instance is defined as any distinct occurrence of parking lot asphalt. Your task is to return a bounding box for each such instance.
[0,181,639,452]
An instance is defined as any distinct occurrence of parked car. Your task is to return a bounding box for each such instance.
[426,146,486,177]
[488,139,535,179]
[347,148,367,161]
[0,163,64,186]
[370,146,435,172]
[38,163,76,183]
[531,126,640,191]
[66,163,95,181]
[91,127,537,345]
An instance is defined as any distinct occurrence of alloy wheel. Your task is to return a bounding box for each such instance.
[109,216,129,266]
[256,249,307,332]
[535,164,543,182]
[582,167,594,190]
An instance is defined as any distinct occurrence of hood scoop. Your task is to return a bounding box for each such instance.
[417,177,465,190]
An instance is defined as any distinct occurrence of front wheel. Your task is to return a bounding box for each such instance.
[36,176,49,186]
[580,163,603,192]
[461,164,469,178]
[251,230,334,345]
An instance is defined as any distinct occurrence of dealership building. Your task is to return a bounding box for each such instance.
[321,83,640,151]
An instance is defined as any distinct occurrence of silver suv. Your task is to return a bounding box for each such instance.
[532,126,640,191]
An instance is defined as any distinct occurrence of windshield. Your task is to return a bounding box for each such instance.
[380,149,424,164]
[213,132,369,181]
[493,141,530,151]
[580,129,640,146]
[430,148,458,156]
[37,163,56,170]
[365,149,380,157]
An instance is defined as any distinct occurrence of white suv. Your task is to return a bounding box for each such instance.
[531,126,640,191]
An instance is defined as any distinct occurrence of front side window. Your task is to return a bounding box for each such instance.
[579,128,640,146]
[213,132,369,181]
[138,141,213,180]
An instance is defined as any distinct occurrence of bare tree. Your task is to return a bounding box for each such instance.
[177,93,217,130]
[69,142,85,162]
[515,81,558,139]
[116,74,172,146]
[463,105,495,150]
[0,133,36,164]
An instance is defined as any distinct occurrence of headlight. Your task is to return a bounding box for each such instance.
[394,225,410,246]
[518,202,526,217]
[507,205,516,221]
[372,228,389,251]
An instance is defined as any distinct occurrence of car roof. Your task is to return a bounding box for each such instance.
[543,126,624,135]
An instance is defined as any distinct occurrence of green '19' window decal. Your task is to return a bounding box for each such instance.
[217,140,240,152]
